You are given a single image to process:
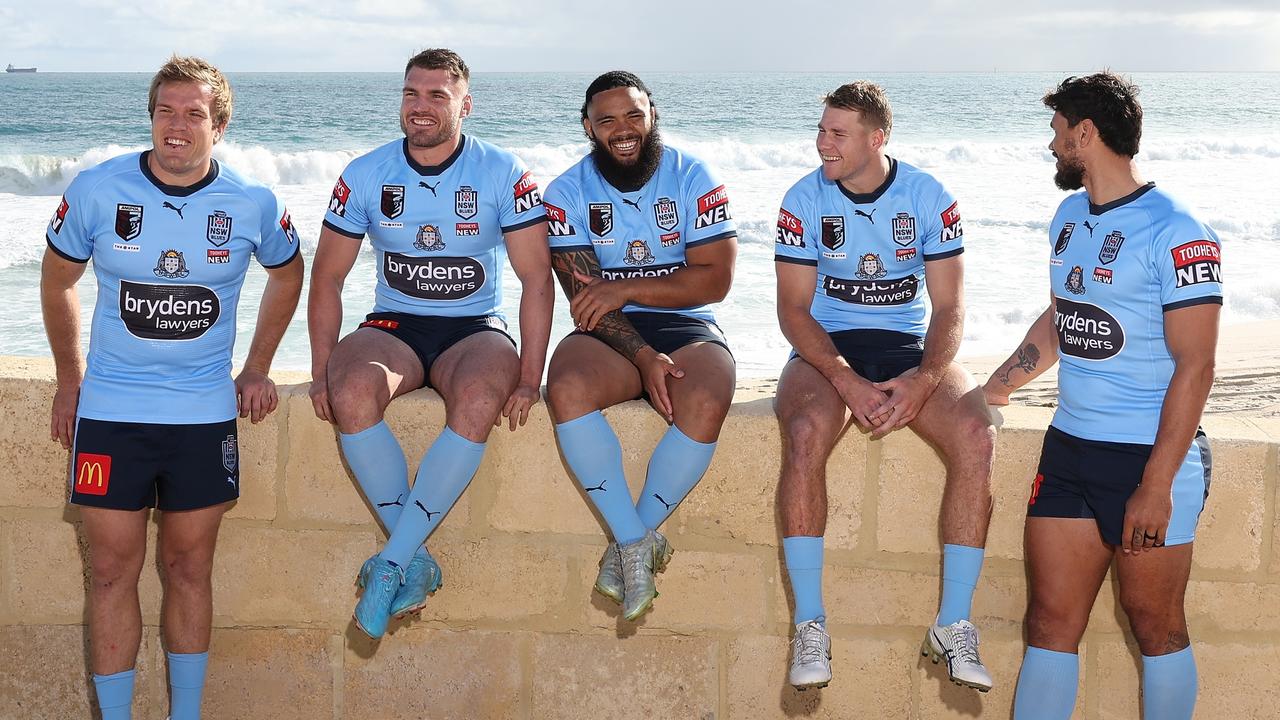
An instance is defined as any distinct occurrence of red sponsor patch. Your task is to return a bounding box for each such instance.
[51,196,70,234]
[513,171,538,197]
[455,222,479,236]
[1170,239,1220,268]
[1028,473,1043,506]
[1092,266,1113,284]
[360,318,400,331]
[896,247,917,262]
[331,177,351,204]
[697,185,729,215]
[940,201,961,227]
[207,248,230,263]
[279,209,298,244]
[74,453,112,496]
[543,202,566,223]
[660,231,681,247]
[776,208,803,234]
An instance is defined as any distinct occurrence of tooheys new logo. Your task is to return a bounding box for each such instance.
[383,252,484,300]
[545,202,574,237]
[1054,297,1125,360]
[118,280,220,340]
[822,274,918,306]
[513,172,542,213]
[695,185,731,229]
[601,261,686,281]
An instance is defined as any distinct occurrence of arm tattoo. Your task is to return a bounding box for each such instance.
[997,343,1041,385]
[550,248,648,361]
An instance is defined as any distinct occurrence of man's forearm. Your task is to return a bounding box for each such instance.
[41,271,84,385]
[307,276,345,378]
[917,304,964,383]
[244,263,303,374]
[551,248,649,362]
[1145,360,1215,488]
[780,307,855,386]
[617,263,731,309]
[988,307,1059,396]
[516,273,554,386]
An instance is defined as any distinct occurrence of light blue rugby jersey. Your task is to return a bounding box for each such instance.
[773,158,964,336]
[542,145,737,323]
[1048,183,1222,444]
[322,135,546,318]
[46,152,300,424]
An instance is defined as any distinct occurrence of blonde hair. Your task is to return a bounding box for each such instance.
[148,55,233,129]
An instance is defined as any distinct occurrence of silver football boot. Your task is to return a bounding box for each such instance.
[596,532,673,605]
[618,529,674,621]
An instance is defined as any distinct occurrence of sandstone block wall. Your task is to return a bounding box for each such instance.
[1,359,1277,719]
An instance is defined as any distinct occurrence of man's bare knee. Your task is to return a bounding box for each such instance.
[1025,601,1090,651]
[546,367,598,421]
[89,547,146,593]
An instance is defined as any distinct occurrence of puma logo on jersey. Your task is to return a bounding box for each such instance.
[854,208,876,224]
[419,181,440,197]
[163,201,187,219]
[1083,220,1097,237]
[621,197,642,212]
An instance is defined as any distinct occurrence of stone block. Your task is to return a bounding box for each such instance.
[0,377,69,509]
[876,429,948,555]
[224,410,280,521]
[1195,438,1268,572]
[532,633,718,720]
[727,634,914,719]
[1187,580,1280,633]
[986,425,1049,561]
[771,564,936,629]
[203,628,334,720]
[213,524,375,626]
[282,394,384,526]
[344,628,523,719]
[416,534,570,624]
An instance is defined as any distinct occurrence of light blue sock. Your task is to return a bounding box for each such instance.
[556,411,647,545]
[92,668,135,720]
[167,651,209,720]
[1142,646,1197,720]
[782,536,825,624]
[635,425,717,530]
[1013,646,1079,720]
[380,427,485,567]
[339,421,410,534]
[938,543,985,625]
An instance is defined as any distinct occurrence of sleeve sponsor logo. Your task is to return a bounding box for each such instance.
[381,185,405,219]
[775,208,804,247]
[822,274,918,306]
[1170,239,1222,288]
[940,201,962,243]
[329,177,352,217]
[513,171,542,213]
[279,209,299,244]
[600,261,686,281]
[1053,296,1124,360]
[74,452,112,496]
[695,185,731,229]
[118,279,220,340]
[115,203,144,241]
[383,252,485,301]
[51,196,69,234]
[544,202,575,237]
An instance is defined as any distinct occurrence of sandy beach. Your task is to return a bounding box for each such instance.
[734,318,1280,417]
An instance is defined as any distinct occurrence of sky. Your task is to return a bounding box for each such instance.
[3,0,1279,72]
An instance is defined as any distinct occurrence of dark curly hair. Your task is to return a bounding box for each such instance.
[1043,72,1143,157]
[581,71,655,121]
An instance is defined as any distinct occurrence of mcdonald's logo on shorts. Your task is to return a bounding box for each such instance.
[74,453,112,496]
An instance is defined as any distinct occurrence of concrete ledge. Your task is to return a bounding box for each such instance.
[0,357,1275,719]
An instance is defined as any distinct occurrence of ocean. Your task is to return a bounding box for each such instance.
[2,72,1277,378]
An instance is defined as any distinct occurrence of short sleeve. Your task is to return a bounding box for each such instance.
[921,183,964,261]
[255,189,302,269]
[499,156,547,233]
[321,162,370,239]
[682,161,736,247]
[543,177,592,252]
[773,182,818,266]
[1158,218,1222,312]
[45,174,94,262]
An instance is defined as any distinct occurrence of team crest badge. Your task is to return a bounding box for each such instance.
[892,213,916,246]
[381,185,405,219]
[589,203,614,237]
[653,197,679,231]
[623,240,655,266]
[1065,265,1086,295]
[414,224,446,252]
[115,203,144,241]
[1055,222,1075,255]
[153,249,189,279]
[854,253,887,280]
[821,216,845,251]
[1099,230,1125,265]
[455,186,478,219]
[222,435,238,473]
[206,210,233,247]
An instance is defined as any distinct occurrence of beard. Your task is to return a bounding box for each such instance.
[401,113,460,151]
[590,125,664,192]
[1054,156,1086,191]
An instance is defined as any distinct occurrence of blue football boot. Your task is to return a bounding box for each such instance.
[390,546,443,619]
[353,555,405,639]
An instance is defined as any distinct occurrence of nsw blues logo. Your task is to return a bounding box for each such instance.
[206,210,233,247]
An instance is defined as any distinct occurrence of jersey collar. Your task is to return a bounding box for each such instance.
[139,152,220,197]
[837,157,897,205]
[402,135,466,176]
[1089,182,1155,215]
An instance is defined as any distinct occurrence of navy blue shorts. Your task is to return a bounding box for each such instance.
[570,311,733,358]
[1027,426,1212,546]
[70,418,240,512]
[359,312,515,389]
[789,328,924,383]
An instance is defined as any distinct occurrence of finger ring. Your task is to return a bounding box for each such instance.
[1143,532,1158,540]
